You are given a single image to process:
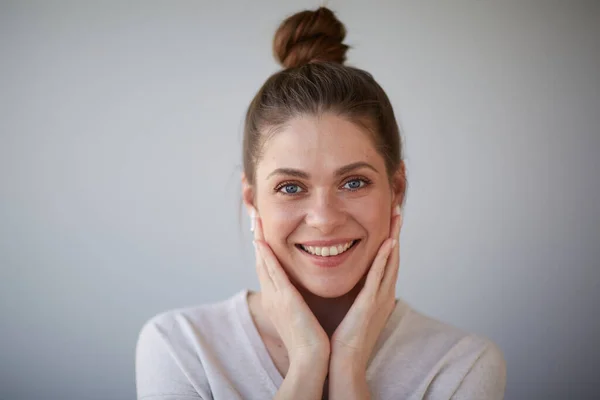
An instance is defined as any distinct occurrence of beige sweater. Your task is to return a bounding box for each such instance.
[136,290,506,399]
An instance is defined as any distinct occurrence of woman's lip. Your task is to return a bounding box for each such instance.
[296,238,359,246]
[296,240,360,268]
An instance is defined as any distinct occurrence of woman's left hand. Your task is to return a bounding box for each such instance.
[328,208,403,398]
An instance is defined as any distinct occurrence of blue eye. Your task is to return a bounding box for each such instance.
[343,179,366,190]
[279,184,303,194]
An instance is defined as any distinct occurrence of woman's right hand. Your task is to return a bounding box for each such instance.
[252,209,330,371]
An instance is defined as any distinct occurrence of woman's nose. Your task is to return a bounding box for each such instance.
[304,189,347,235]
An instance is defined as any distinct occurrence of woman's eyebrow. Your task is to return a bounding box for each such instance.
[266,168,310,179]
[266,162,378,180]
[334,161,379,177]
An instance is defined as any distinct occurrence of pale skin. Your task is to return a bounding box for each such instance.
[242,113,406,400]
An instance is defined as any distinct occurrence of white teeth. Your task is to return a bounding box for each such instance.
[300,241,355,257]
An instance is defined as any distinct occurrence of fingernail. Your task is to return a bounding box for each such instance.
[250,208,256,232]
[392,239,397,248]
[252,240,259,254]
[394,205,401,216]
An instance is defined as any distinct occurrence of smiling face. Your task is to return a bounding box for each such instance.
[245,113,402,298]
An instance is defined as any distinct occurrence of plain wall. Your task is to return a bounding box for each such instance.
[1,1,599,399]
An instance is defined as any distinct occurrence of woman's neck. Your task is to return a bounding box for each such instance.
[296,280,364,338]
[249,280,367,342]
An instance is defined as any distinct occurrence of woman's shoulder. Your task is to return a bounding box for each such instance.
[394,298,505,363]
[139,290,247,334]
[375,299,506,398]
[136,289,249,358]
[135,291,252,398]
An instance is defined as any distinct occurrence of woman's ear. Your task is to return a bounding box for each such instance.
[391,161,407,208]
[241,172,256,217]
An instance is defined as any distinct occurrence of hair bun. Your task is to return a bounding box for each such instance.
[273,7,349,69]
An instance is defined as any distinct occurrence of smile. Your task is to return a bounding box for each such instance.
[296,240,360,257]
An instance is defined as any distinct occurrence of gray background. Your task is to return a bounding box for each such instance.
[1,1,599,399]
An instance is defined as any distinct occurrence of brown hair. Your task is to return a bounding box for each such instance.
[243,7,406,202]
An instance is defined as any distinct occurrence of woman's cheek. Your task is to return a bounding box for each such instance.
[260,201,303,244]
[351,189,385,215]
[353,193,390,240]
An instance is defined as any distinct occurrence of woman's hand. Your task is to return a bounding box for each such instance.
[252,209,330,398]
[328,208,403,399]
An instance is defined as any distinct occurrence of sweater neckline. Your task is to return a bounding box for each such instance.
[235,289,284,390]
[233,288,410,390]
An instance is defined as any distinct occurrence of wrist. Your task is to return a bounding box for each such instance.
[289,350,329,379]
[278,358,328,400]
[289,359,328,379]
[329,347,366,376]
[328,354,369,400]
[329,357,366,382]
[290,342,330,369]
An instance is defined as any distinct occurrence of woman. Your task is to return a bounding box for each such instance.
[136,7,506,400]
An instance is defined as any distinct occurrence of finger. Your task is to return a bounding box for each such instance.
[253,208,264,242]
[363,238,395,294]
[254,241,275,293]
[389,204,401,236]
[253,214,289,294]
[253,211,293,293]
[252,209,271,286]
[381,213,403,289]
[255,240,292,293]
[252,211,272,288]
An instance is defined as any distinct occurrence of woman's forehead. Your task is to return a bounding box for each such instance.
[256,115,383,176]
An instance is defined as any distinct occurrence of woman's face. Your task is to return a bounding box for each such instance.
[247,113,400,298]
